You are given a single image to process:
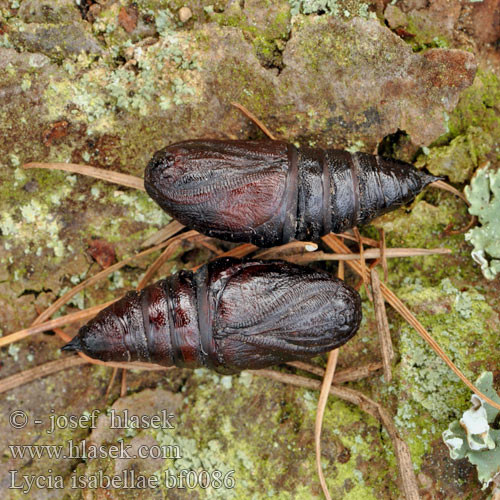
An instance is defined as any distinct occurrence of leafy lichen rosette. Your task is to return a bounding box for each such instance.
[464,165,500,280]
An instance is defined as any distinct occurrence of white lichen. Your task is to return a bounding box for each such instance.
[465,165,500,280]
[443,372,500,491]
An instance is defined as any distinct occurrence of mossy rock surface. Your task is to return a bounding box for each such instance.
[1,1,499,498]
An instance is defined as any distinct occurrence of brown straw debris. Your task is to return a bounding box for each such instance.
[140,220,185,248]
[0,300,116,348]
[24,162,145,191]
[371,269,394,383]
[231,102,277,140]
[322,233,500,412]
[315,349,339,500]
[252,369,420,500]
[0,357,88,394]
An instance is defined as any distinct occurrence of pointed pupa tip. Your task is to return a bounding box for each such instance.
[423,171,445,186]
[61,336,82,352]
[431,174,446,182]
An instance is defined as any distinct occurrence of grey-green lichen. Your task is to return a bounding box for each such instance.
[384,277,498,466]
[464,165,500,280]
[0,166,169,262]
[443,372,500,492]
[149,370,386,499]
[0,1,497,498]
[44,30,199,133]
[288,0,374,19]
[0,167,76,259]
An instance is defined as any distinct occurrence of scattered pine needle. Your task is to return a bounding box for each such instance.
[431,178,479,235]
[315,349,339,500]
[315,246,344,500]
[322,233,500,412]
[53,328,168,371]
[191,243,259,271]
[445,214,478,235]
[0,357,88,394]
[286,361,383,384]
[136,230,201,289]
[231,102,276,140]
[198,240,225,256]
[286,361,325,377]
[0,300,116,348]
[0,333,172,394]
[215,243,258,259]
[354,258,380,292]
[80,358,168,371]
[371,269,394,383]
[379,228,388,282]
[354,227,373,302]
[284,247,450,264]
[337,244,345,281]
[431,179,469,206]
[339,231,380,248]
[121,369,127,397]
[32,237,186,327]
[140,220,185,248]
[430,180,477,234]
[254,241,318,259]
[251,369,420,500]
[105,367,119,399]
[24,162,145,191]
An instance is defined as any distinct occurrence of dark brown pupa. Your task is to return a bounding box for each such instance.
[63,258,362,373]
[144,139,441,247]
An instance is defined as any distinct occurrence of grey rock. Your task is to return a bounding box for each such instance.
[12,22,104,59]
